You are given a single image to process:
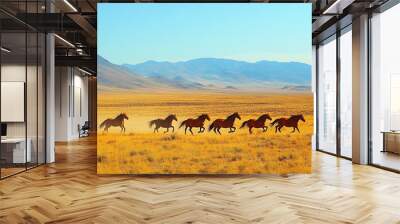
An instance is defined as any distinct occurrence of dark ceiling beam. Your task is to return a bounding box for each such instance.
[55,55,96,73]
[67,13,97,44]
[312,14,352,44]
[312,15,336,36]
[14,13,83,32]
[86,0,97,11]
[323,0,356,14]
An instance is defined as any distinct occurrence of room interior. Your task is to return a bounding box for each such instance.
[0,30,46,177]
[0,0,400,222]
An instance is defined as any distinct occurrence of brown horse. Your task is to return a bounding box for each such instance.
[179,114,210,135]
[149,114,177,133]
[208,112,241,135]
[99,113,129,133]
[270,114,305,133]
[240,114,272,134]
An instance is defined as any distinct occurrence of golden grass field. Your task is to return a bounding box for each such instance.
[97,90,313,174]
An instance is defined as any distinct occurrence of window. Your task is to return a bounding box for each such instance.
[317,36,337,154]
[339,28,352,158]
[370,3,400,171]
[0,2,46,179]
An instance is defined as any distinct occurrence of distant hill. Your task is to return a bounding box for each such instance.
[98,55,311,91]
[98,56,208,91]
[122,58,311,86]
[97,56,157,90]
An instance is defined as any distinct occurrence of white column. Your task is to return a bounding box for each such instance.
[352,14,369,164]
[46,33,55,163]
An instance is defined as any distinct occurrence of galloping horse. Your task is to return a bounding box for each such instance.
[240,114,272,134]
[270,114,305,133]
[99,113,129,133]
[149,114,178,133]
[179,114,210,135]
[208,112,241,135]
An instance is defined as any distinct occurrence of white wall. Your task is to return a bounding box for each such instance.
[55,67,89,141]
[55,67,70,141]
[1,63,46,164]
[0,65,41,137]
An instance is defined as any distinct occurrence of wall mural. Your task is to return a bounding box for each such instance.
[97,3,313,174]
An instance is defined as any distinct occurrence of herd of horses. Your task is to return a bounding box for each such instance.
[99,112,306,135]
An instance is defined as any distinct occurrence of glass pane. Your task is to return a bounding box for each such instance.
[1,31,27,177]
[38,33,45,165]
[371,4,400,171]
[340,29,352,158]
[27,31,38,169]
[318,37,337,154]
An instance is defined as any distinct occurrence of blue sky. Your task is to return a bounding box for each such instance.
[98,4,311,65]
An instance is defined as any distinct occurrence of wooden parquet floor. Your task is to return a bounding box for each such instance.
[1,137,400,224]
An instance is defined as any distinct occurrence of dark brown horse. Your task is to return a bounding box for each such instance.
[149,114,178,133]
[208,112,241,135]
[179,114,210,135]
[240,114,272,134]
[99,113,129,133]
[270,114,305,133]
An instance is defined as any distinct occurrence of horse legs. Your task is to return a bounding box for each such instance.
[171,125,175,133]
[184,126,188,135]
[278,125,283,133]
[296,127,300,133]
[292,127,296,133]
[104,124,110,133]
[164,127,169,133]
[217,128,222,135]
[263,126,268,132]
[229,127,236,133]
[275,126,278,133]
[213,127,217,134]
[249,127,253,134]
[198,127,204,133]
[189,127,194,135]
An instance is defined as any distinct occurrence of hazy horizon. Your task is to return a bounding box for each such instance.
[99,54,312,66]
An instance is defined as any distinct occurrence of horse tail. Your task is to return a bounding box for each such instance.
[99,119,108,129]
[240,120,249,129]
[179,120,188,129]
[149,120,157,128]
[208,121,216,132]
[270,119,279,127]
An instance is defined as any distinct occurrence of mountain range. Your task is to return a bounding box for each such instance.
[98,55,311,92]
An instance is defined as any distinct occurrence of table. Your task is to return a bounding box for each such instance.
[381,131,400,154]
[1,138,31,163]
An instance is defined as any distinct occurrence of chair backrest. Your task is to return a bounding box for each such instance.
[82,121,90,129]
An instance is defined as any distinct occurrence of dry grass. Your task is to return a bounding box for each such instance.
[97,90,313,174]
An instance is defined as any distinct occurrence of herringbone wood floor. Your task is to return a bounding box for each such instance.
[1,137,400,224]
